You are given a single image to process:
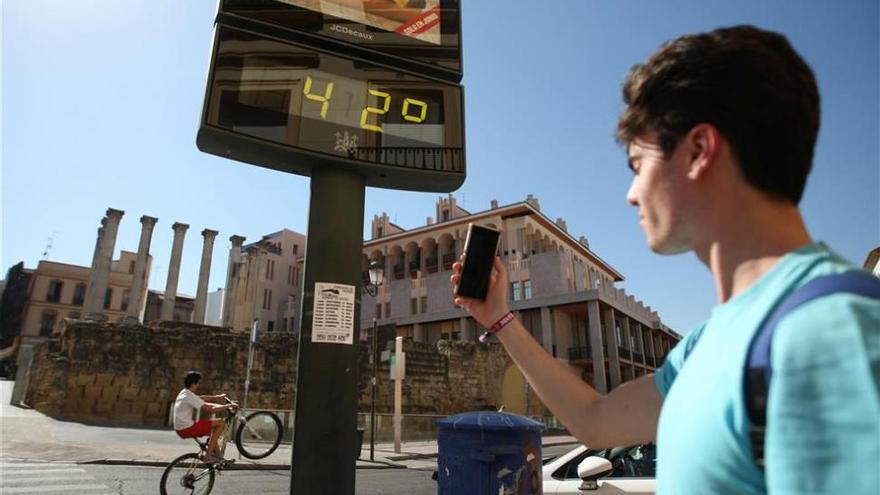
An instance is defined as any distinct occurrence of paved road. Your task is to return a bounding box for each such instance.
[0,461,438,494]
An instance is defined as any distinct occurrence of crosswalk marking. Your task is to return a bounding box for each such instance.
[1,484,110,493]
[0,462,112,494]
[2,475,95,484]
[0,468,86,476]
[0,463,77,468]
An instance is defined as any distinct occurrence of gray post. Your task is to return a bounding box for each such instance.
[193,229,219,324]
[84,208,125,320]
[290,167,365,495]
[160,222,189,321]
[125,215,158,323]
[222,235,246,328]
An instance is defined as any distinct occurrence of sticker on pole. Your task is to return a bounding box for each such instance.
[311,283,356,344]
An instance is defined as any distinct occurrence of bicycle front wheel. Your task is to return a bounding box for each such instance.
[235,411,283,460]
[160,453,216,495]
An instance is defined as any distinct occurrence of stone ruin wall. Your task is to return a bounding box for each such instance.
[24,320,551,427]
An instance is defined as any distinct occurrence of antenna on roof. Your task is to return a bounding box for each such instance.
[42,231,58,260]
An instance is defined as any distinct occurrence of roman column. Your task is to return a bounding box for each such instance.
[160,222,189,321]
[124,215,158,323]
[222,235,246,328]
[81,224,104,313]
[84,208,125,320]
[193,229,219,324]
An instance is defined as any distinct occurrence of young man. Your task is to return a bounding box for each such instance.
[452,25,879,494]
[173,371,238,462]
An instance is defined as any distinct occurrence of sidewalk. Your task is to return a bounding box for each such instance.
[0,380,577,470]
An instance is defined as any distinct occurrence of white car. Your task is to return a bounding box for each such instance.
[542,443,656,494]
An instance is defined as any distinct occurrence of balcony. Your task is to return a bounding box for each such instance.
[442,253,457,270]
[618,346,631,360]
[568,346,592,361]
[426,257,438,273]
[409,260,420,278]
[393,264,405,280]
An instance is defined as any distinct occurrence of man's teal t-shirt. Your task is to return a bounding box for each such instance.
[654,243,880,494]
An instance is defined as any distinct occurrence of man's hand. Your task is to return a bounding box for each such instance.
[451,256,511,327]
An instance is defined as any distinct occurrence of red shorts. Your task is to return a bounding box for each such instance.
[176,419,212,439]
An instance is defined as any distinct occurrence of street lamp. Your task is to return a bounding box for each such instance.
[363,260,384,461]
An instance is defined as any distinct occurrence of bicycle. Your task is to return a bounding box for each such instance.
[160,398,283,495]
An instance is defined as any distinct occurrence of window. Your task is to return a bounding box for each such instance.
[616,321,623,346]
[293,244,298,255]
[72,283,87,306]
[523,280,532,299]
[263,288,272,310]
[420,296,427,314]
[267,321,275,332]
[266,259,275,281]
[377,226,384,238]
[511,282,521,301]
[39,311,57,336]
[104,288,113,309]
[376,303,382,319]
[410,298,417,315]
[128,260,136,274]
[46,279,63,303]
[384,302,391,318]
[121,290,130,311]
[288,265,293,285]
[289,317,295,332]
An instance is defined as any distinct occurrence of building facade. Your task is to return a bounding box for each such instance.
[358,194,681,395]
[20,251,150,345]
[225,229,306,334]
[143,290,195,323]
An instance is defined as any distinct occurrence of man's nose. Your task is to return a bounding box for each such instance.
[626,180,639,207]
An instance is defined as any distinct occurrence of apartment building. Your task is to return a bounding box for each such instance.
[19,251,149,345]
[359,194,680,395]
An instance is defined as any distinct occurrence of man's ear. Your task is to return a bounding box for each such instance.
[685,123,721,180]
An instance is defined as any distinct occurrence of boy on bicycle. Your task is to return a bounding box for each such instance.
[173,370,238,462]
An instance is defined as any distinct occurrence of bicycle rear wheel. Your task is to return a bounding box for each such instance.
[160,453,216,495]
[235,411,283,459]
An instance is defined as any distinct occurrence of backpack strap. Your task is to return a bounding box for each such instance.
[745,270,880,470]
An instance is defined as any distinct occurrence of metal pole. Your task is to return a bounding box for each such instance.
[393,336,403,454]
[244,319,257,410]
[370,317,377,461]
[291,167,366,495]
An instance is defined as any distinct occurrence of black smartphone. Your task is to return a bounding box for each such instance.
[455,223,501,300]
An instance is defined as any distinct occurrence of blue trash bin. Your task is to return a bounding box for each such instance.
[436,411,544,495]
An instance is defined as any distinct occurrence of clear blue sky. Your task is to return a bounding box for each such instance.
[3,0,878,334]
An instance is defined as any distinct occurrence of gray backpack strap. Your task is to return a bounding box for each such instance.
[744,271,880,470]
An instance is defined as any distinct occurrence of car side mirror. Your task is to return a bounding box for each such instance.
[576,456,613,491]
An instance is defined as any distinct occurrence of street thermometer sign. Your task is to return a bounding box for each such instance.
[197,0,465,192]
[196,2,465,493]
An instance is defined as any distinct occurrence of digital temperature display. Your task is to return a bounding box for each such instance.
[198,26,465,191]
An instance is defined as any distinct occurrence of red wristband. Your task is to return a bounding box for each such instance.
[479,311,515,342]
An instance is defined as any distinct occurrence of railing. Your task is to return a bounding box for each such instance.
[393,264,405,280]
[618,346,631,360]
[508,259,531,272]
[411,278,426,290]
[352,146,464,173]
[442,253,456,270]
[425,257,438,273]
[631,351,643,363]
[568,346,592,361]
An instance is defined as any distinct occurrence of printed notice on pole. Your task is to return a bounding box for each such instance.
[311,283,356,345]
